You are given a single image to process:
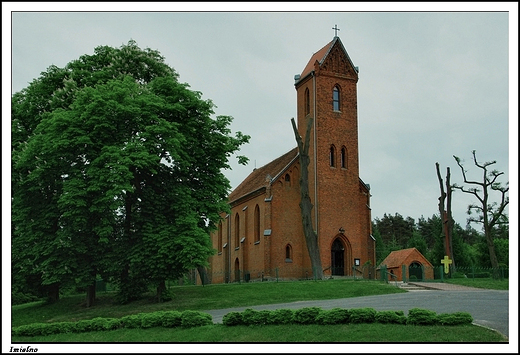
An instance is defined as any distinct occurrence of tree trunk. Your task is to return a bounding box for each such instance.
[86,282,96,308]
[446,167,455,270]
[291,117,323,280]
[436,162,454,271]
[47,282,60,303]
[197,266,209,286]
[484,225,500,279]
[156,280,166,303]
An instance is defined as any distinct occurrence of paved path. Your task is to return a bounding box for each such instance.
[203,286,509,338]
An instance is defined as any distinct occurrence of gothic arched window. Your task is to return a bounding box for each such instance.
[341,146,347,169]
[285,244,292,261]
[332,85,340,111]
[330,145,336,167]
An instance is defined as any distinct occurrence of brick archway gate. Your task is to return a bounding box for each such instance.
[330,234,352,276]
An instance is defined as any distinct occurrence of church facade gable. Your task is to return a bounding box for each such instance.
[318,40,358,80]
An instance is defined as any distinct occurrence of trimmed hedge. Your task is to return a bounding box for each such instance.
[221,308,473,327]
[437,312,473,325]
[407,308,438,325]
[294,307,322,325]
[375,310,407,324]
[12,310,212,337]
[316,308,350,325]
[349,307,377,324]
[13,308,475,337]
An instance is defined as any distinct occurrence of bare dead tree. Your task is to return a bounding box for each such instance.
[435,162,455,269]
[453,150,509,276]
[291,117,324,280]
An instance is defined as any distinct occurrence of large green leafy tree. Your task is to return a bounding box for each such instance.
[12,41,250,305]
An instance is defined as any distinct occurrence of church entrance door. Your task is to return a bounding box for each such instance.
[331,238,345,276]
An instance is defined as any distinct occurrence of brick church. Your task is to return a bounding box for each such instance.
[205,35,375,284]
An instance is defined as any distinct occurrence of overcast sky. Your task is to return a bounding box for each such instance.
[3,3,518,353]
[5,5,517,227]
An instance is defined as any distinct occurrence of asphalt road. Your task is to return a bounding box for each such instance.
[203,289,510,338]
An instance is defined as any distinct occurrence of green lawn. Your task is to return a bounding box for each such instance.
[11,323,506,343]
[12,279,405,327]
[443,277,509,290]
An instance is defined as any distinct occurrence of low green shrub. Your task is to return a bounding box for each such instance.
[349,308,377,324]
[180,310,212,328]
[75,319,95,333]
[121,314,143,329]
[161,311,183,327]
[255,310,273,325]
[375,310,406,324]
[11,292,40,306]
[12,310,213,337]
[407,308,438,325]
[437,312,473,325]
[293,307,322,324]
[141,312,164,329]
[222,311,243,326]
[239,309,272,325]
[12,323,46,337]
[316,308,350,325]
[240,308,259,325]
[90,317,115,331]
[269,309,294,325]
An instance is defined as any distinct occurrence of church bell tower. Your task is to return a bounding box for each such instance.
[294,31,373,277]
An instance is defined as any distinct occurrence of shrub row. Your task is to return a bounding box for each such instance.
[12,310,212,337]
[222,307,472,327]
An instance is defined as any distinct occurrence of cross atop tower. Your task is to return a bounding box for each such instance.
[332,24,340,37]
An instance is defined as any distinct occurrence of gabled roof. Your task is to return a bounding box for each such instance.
[379,248,433,269]
[298,36,358,83]
[300,39,334,80]
[228,147,299,204]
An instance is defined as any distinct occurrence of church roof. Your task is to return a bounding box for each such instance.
[298,36,358,83]
[300,39,334,80]
[378,248,433,269]
[228,147,299,204]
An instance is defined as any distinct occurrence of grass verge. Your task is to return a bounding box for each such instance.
[442,278,509,290]
[11,323,506,343]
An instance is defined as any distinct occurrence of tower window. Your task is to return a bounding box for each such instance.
[285,244,292,262]
[333,85,340,111]
[341,146,347,169]
[305,88,310,116]
[330,145,336,167]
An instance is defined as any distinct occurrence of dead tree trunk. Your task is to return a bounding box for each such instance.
[453,151,509,279]
[436,162,455,269]
[291,117,323,280]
